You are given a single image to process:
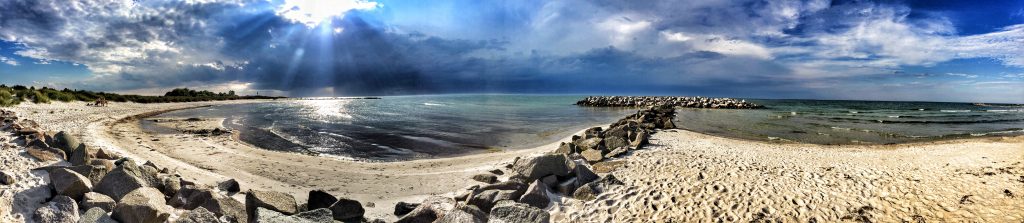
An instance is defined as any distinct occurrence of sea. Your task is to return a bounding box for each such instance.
[141,95,1024,161]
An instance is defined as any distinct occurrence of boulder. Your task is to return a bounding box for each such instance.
[471,173,498,184]
[518,180,550,209]
[605,146,628,158]
[553,142,577,154]
[467,189,523,213]
[33,196,79,223]
[574,138,604,152]
[169,185,215,210]
[94,160,150,201]
[395,196,455,223]
[161,174,182,197]
[81,192,116,212]
[582,127,603,139]
[27,145,65,161]
[556,177,577,195]
[572,183,598,201]
[662,118,676,129]
[294,208,335,223]
[435,204,487,223]
[69,143,91,166]
[218,178,240,193]
[0,171,14,185]
[112,187,173,223]
[53,131,81,155]
[574,163,600,187]
[28,138,50,149]
[65,165,108,184]
[95,149,119,160]
[175,207,219,223]
[90,159,116,172]
[49,168,93,200]
[254,207,333,223]
[603,136,628,152]
[394,202,419,216]
[307,190,338,210]
[478,180,528,192]
[540,175,558,188]
[604,126,628,139]
[79,207,117,223]
[489,169,504,175]
[630,130,648,147]
[510,154,575,182]
[246,190,298,219]
[201,193,248,223]
[329,197,365,221]
[580,149,603,163]
[488,200,550,223]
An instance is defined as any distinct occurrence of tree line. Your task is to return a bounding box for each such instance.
[0,85,283,107]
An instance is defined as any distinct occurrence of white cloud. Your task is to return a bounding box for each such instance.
[946,73,978,78]
[660,31,773,59]
[275,0,379,27]
[0,56,17,66]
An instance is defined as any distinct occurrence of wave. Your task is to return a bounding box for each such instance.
[940,110,971,113]
[987,109,1024,113]
[423,102,445,106]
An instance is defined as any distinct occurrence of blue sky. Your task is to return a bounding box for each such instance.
[0,0,1022,103]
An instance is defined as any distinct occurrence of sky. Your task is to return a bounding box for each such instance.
[0,0,1023,103]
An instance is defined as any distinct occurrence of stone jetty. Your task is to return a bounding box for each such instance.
[575,96,763,109]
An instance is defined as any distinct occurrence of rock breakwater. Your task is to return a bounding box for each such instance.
[576,96,763,109]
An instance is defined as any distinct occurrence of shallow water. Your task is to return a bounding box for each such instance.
[144,95,633,161]
[676,99,1024,144]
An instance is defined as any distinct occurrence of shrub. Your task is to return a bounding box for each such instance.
[31,90,51,104]
[0,89,18,107]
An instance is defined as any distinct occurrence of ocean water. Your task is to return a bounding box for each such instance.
[143,95,633,161]
[676,99,1024,144]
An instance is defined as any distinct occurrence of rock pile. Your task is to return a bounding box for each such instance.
[391,105,677,223]
[576,96,763,109]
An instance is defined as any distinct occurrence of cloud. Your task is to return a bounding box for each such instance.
[946,73,978,78]
[0,56,17,66]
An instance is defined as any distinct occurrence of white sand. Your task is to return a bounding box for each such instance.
[555,129,1024,222]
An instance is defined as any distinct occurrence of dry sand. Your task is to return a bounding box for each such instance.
[556,129,1024,222]
[4,101,1022,222]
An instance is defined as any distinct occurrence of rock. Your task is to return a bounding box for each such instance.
[510,154,575,182]
[603,136,628,152]
[81,192,116,212]
[604,126,628,139]
[70,143,91,166]
[27,145,66,161]
[471,173,498,184]
[574,138,604,152]
[161,174,182,197]
[518,180,550,209]
[90,159,116,172]
[580,149,603,163]
[435,204,488,223]
[246,190,298,219]
[662,118,676,129]
[605,146,628,158]
[49,168,93,200]
[169,185,215,210]
[112,187,173,223]
[631,130,648,147]
[65,165,109,185]
[395,196,454,223]
[540,175,558,188]
[79,207,117,223]
[95,149,118,160]
[574,163,600,187]
[307,189,338,210]
[556,177,577,195]
[218,178,240,193]
[488,169,504,175]
[467,189,523,213]
[53,131,81,155]
[94,160,151,201]
[553,142,577,154]
[201,193,248,223]
[591,161,625,173]
[28,138,50,149]
[33,196,79,223]
[175,207,219,223]
[572,183,598,201]
[582,127,603,139]
[329,197,364,221]
[488,200,550,223]
[394,202,419,216]
[294,208,334,223]
[0,171,14,185]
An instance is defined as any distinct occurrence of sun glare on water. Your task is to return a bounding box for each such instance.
[276,0,379,27]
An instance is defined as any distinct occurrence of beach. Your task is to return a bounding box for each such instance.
[2,100,1022,222]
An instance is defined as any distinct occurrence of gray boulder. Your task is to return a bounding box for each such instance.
[556,177,577,195]
[602,136,628,152]
[511,154,575,182]
[580,149,603,163]
[53,131,80,155]
[574,164,599,187]
[94,160,151,201]
[582,127,602,139]
[168,185,215,210]
[254,207,334,223]
[604,126,628,139]
[553,142,577,154]
[218,178,240,193]
[471,173,498,184]
[112,187,172,223]
[33,196,79,223]
[27,145,65,161]
[631,130,648,147]
[201,193,248,223]
[174,207,219,223]
[65,165,108,185]
[307,190,337,210]
[69,144,91,166]
[435,204,487,223]
[79,207,117,223]
[81,192,116,212]
[160,174,182,197]
[572,183,599,201]
[518,180,550,209]
[395,196,455,223]
[489,200,550,223]
[246,190,298,220]
[467,189,522,213]
[0,171,15,185]
[394,201,419,216]
[295,208,335,223]
[329,197,364,221]
[573,138,604,152]
[605,146,627,158]
[49,168,93,200]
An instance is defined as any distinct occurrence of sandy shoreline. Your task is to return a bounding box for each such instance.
[3,100,1022,222]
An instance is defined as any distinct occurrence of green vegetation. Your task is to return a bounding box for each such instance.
[0,85,284,107]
